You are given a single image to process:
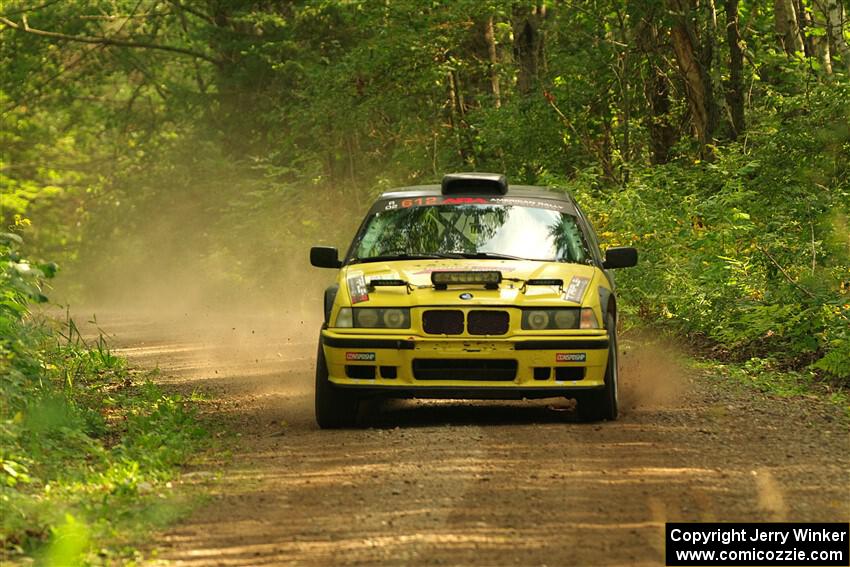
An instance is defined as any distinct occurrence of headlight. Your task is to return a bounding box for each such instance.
[333,307,410,329]
[522,308,588,330]
[382,309,407,328]
[356,309,380,327]
[525,310,550,330]
[554,309,579,328]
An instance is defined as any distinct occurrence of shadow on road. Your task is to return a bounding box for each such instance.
[363,399,583,428]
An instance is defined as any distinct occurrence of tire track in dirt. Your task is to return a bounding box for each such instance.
[753,468,788,521]
[83,313,849,566]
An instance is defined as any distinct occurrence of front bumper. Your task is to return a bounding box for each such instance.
[321,330,609,396]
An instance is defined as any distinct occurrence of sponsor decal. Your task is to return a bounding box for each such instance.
[346,352,376,361]
[564,276,590,303]
[401,196,440,207]
[347,271,369,304]
[441,197,488,205]
[377,196,570,212]
[556,353,587,362]
[488,197,566,211]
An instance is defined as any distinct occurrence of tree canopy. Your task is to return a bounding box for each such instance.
[1,0,849,378]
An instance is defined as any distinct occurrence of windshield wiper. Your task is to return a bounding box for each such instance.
[349,253,462,264]
[453,252,529,261]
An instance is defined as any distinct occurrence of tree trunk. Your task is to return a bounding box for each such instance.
[617,52,631,176]
[794,0,815,57]
[774,0,805,54]
[668,0,718,150]
[512,3,545,94]
[453,69,467,118]
[447,71,465,162]
[812,1,834,73]
[634,13,676,164]
[611,5,632,182]
[484,16,502,108]
[724,0,746,139]
[447,71,474,165]
[820,0,850,73]
[647,68,676,164]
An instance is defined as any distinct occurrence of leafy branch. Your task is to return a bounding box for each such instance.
[0,14,223,65]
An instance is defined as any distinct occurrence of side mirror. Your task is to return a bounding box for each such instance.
[310,246,342,269]
[603,247,638,269]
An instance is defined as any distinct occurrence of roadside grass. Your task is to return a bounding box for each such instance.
[0,315,212,565]
[694,357,850,418]
[622,326,849,418]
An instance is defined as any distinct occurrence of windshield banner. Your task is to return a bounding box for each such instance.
[377,195,570,213]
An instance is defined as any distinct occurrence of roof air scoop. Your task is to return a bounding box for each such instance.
[441,172,508,195]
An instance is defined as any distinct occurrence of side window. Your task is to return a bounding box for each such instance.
[355,212,390,257]
[550,215,589,264]
[572,203,604,266]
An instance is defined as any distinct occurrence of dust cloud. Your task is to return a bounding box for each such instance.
[618,330,687,412]
[53,181,360,316]
[48,178,686,412]
[47,181,360,393]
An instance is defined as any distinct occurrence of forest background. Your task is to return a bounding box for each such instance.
[1,0,849,561]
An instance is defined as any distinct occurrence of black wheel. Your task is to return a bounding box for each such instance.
[577,312,619,422]
[315,339,359,429]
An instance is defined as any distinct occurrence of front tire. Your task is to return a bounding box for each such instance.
[577,312,619,422]
[315,339,359,429]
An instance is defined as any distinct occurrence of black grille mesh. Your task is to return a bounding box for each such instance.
[422,309,510,335]
[467,310,509,335]
[423,310,464,334]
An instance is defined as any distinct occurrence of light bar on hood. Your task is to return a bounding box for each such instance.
[367,278,408,290]
[526,278,564,287]
[432,270,502,290]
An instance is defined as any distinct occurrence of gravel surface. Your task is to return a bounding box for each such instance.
[89,312,849,567]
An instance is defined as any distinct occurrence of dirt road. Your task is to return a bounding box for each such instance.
[91,312,849,566]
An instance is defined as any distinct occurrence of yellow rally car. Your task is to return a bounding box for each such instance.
[310,173,637,428]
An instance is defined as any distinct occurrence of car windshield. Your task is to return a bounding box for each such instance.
[349,203,591,264]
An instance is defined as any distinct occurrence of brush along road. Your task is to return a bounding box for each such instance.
[83,312,850,567]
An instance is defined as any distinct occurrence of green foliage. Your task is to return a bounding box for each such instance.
[567,84,850,383]
[1,0,848,390]
[0,236,208,563]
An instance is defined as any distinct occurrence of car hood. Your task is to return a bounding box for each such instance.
[340,259,599,306]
